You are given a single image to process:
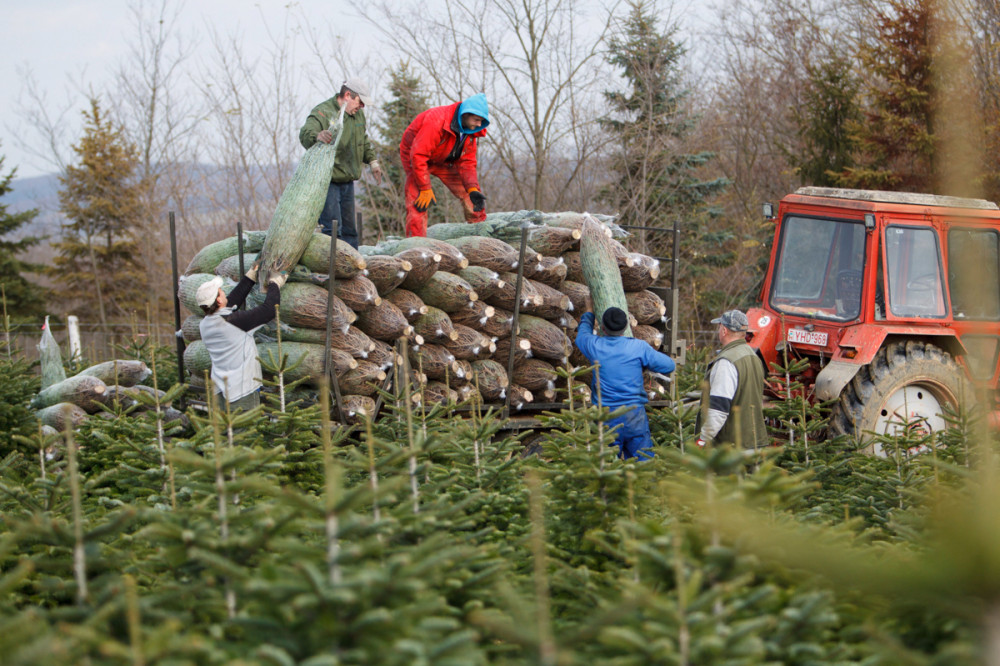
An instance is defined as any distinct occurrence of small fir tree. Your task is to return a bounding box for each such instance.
[837,0,936,191]
[791,54,862,187]
[50,98,148,327]
[600,0,728,260]
[0,150,46,322]
[363,63,431,239]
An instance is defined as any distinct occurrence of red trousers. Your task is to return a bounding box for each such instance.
[404,163,486,237]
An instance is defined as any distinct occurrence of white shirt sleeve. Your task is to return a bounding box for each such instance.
[700,358,739,441]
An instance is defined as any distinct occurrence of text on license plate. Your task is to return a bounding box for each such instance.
[787,328,828,346]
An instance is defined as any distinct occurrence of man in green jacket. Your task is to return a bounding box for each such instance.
[696,309,769,449]
[299,78,382,248]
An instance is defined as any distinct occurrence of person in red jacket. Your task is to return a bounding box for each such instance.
[399,93,490,237]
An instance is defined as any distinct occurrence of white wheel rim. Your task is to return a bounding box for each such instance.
[872,384,949,456]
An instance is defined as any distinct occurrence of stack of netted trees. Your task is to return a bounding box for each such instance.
[178,210,670,420]
[30,358,183,432]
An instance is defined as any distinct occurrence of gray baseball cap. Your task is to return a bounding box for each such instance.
[711,309,749,332]
[343,78,372,107]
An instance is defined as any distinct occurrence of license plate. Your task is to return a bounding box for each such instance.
[787,328,828,346]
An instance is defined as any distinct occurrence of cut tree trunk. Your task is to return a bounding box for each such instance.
[408,343,461,381]
[526,226,581,256]
[493,335,533,367]
[397,248,441,290]
[354,300,414,342]
[278,282,356,332]
[257,340,358,382]
[513,358,558,392]
[517,314,570,364]
[384,289,428,322]
[620,253,661,291]
[341,395,376,424]
[633,324,664,350]
[32,375,110,414]
[298,233,368,278]
[522,279,570,320]
[184,232,266,275]
[456,266,506,300]
[508,384,534,410]
[413,272,478,313]
[479,306,514,338]
[76,360,151,388]
[488,273,542,312]
[445,324,495,360]
[451,301,496,331]
[625,290,667,325]
[525,256,567,289]
[364,255,412,294]
[339,361,387,396]
[580,216,631,337]
[413,306,458,342]
[457,383,482,405]
[362,237,468,272]
[471,359,509,401]
[37,402,89,431]
[445,236,520,272]
[331,274,382,312]
[559,280,590,314]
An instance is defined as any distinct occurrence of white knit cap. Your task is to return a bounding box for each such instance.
[196,276,224,307]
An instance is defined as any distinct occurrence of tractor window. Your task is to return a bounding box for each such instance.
[885,225,947,318]
[948,228,1000,320]
[770,216,866,321]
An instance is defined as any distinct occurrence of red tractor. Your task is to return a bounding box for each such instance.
[747,187,997,448]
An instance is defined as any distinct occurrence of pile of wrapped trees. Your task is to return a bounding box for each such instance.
[31,319,182,433]
[178,210,670,422]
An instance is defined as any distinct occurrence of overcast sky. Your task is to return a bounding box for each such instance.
[2,0,710,180]
[1,0,375,179]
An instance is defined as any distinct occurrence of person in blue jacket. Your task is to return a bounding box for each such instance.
[575,302,676,460]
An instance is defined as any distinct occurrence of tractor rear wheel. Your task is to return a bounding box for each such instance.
[829,341,972,455]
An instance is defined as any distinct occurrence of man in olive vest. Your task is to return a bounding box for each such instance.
[696,309,768,448]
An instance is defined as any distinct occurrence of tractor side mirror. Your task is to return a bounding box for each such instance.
[762,202,775,220]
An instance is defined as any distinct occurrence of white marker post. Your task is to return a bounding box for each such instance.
[67,315,82,363]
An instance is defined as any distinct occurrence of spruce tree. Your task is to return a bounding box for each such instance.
[363,63,431,239]
[837,0,935,192]
[600,0,728,259]
[792,55,862,187]
[0,150,46,322]
[50,98,148,327]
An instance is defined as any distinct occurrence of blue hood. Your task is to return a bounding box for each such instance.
[457,93,490,134]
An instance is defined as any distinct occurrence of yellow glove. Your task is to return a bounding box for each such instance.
[414,189,436,212]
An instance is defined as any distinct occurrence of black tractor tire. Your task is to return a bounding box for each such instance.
[829,340,973,454]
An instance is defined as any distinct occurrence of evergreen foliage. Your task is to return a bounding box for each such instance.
[0,150,46,322]
[50,97,149,326]
[364,63,433,239]
[0,339,996,663]
[792,55,862,187]
[601,0,729,321]
[837,0,936,192]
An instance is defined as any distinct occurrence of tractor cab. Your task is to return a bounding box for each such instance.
[747,187,1000,446]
